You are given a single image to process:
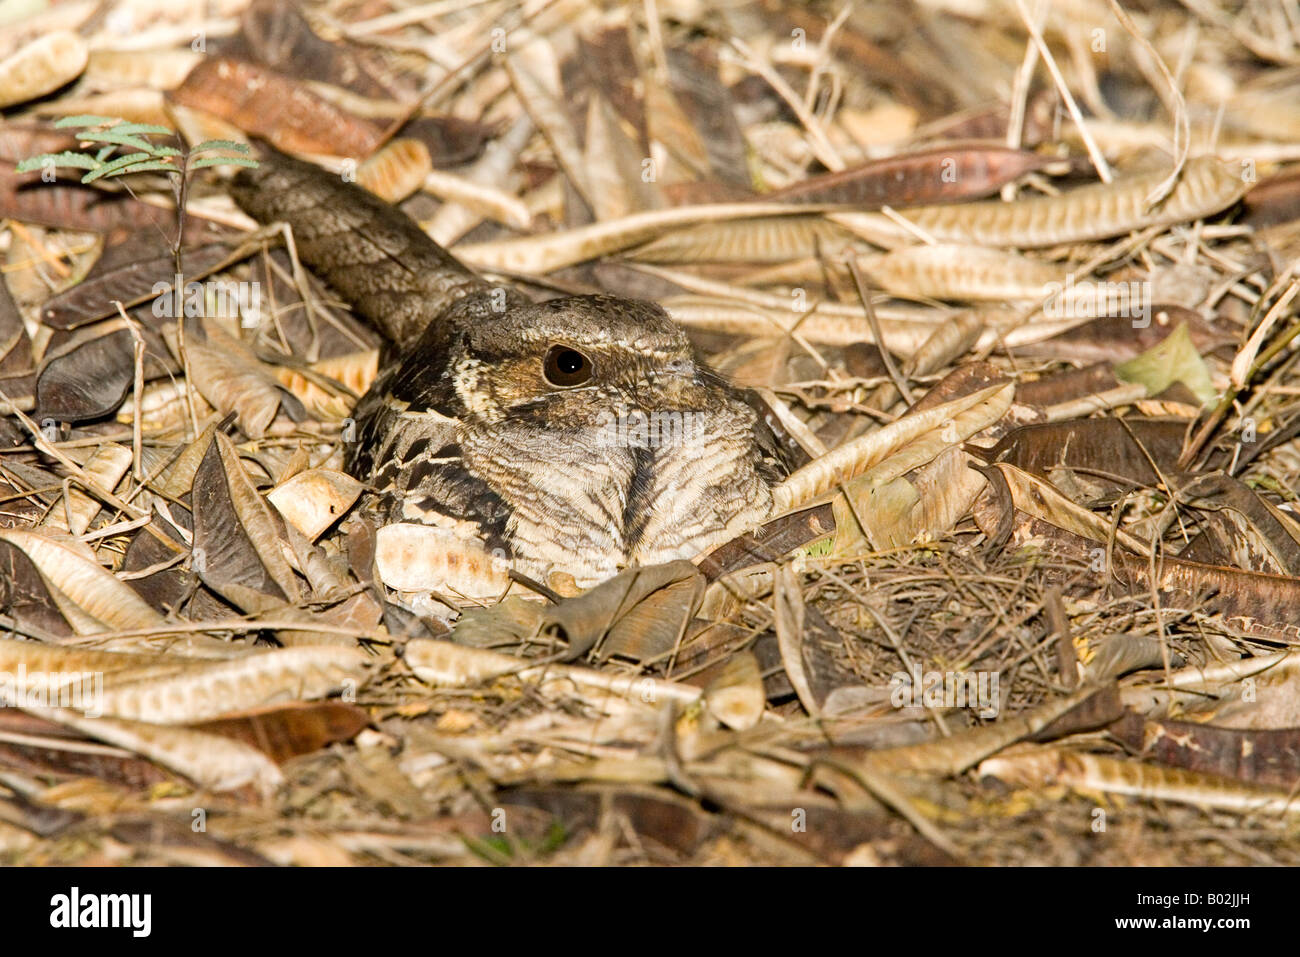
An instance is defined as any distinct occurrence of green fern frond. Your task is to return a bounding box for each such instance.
[81,152,152,183]
[189,155,260,170]
[14,151,100,173]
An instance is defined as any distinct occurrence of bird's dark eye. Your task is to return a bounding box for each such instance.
[543,346,593,387]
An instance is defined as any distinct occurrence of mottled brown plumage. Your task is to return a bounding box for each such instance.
[232,152,793,586]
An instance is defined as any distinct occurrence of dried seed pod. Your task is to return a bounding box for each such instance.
[628,216,858,264]
[862,244,1065,301]
[833,156,1251,248]
[374,523,512,599]
[356,138,432,204]
[96,645,373,724]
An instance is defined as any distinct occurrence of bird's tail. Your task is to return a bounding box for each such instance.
[230,150,488,350]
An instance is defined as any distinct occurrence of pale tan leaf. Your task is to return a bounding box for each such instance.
[0,529,164,631]
[584,90,662,221]
[182,328,284,439]
[41,443,133,536]
[0,31,88,109]
[773,564,818,717]
[267,469,362,542]
[989,462,1150,556]
[703,650,765,731]
[773,381,1014,512]
[270,350,378,421]
[28,707,284,797]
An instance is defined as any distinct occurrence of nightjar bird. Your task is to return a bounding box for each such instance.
[232,152,795,588]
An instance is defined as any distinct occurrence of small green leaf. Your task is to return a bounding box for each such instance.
[103,159,182,176]
[53,114,122,129]
[189,155,260,170]
[192,140,251,154]
[107,122,175,137]
[1115,322,1216,405]
[76,130,158,153]
[81,152,151,183]
[15,151,100,173]
[151,146,183,158]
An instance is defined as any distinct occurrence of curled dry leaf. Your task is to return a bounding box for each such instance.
[0,161,171,234]
[506,42,595,212]
[834,445,988,552]
[192,700,371,763]
[181,326,287,439]
[773,380,1014,512]
[767,145,1055,206]
[986,462,1151,556]
[41,443,133,536]
[541,560,705,661]
[36,325,139,424]
[191,433,301,611]
[773,564,815,715]
[41,242,234,331]
[267,468,362,541]
[0,31,89,109]
[0,275,34,398]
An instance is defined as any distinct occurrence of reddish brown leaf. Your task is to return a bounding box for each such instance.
[169,58,383,159]
[190,701,371,763]
[766,146,1055,207]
